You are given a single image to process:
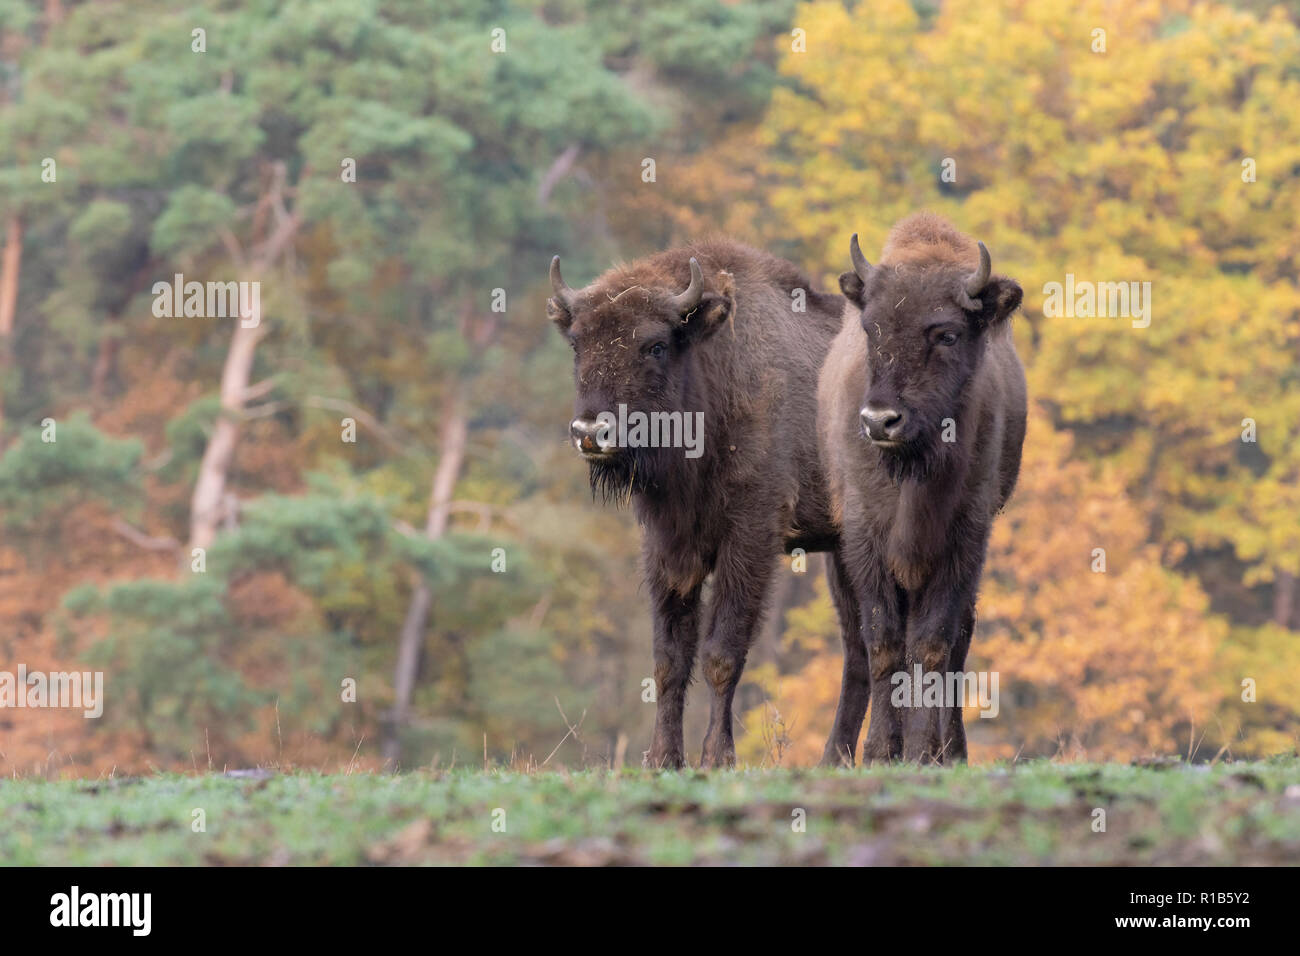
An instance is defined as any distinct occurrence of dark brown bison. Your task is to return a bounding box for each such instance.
[548,238,851,769]
[819,213,1027,764]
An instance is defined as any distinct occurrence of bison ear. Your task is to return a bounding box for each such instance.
[968,277,1022,330]
[838,270,865,307]
[546,296,573,333]
[677,269,735,343]
[678,291,734,342]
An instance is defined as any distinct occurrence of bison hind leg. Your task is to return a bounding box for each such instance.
[819,551,870,767]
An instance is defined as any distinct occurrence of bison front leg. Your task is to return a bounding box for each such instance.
[697,538,777,769]
[645,582,702,770]
[861,595,906,764]
[820,551,870,768]
[941,602,976,765]
[841,531,905,765]
[901,573,973,765]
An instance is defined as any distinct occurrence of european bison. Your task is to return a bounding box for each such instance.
[819,213,1027,764]
[548,239,849,769]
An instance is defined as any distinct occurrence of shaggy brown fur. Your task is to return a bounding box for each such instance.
[548,238,848,769]
[880,211,978,268]
[819,214,1027,765]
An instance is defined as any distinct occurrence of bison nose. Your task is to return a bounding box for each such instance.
[571,418,614,455]
[860,404,905,442]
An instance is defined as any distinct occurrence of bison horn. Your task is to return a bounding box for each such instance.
[550,255,577,310]
[965,241,991,297]
[849,233,871,281]
[669,257,705,314]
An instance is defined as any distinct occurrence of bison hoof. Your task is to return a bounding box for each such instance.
[862,740,903,765]
[819,742,855,768]
[699,742,736,770]
[902,742,946,765]
[644,747,686,771]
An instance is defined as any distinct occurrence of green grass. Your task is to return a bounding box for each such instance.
[3,760,1298,865]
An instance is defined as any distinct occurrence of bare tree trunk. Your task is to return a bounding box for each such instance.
[1274,569,1296,630]
[384,382,469,766]
[91,327,119,400]
[0,215,22,423]
[188,320,264,551]
[185,167,300,551]
[0,215,20,338]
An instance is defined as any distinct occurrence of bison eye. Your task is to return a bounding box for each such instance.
[936,330,959,346]
[648,342,667,359]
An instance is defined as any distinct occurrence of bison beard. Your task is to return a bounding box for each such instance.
[586,445,662,504]
[872,418,961,485]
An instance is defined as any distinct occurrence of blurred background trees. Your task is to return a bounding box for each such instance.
[0,0,1295,773]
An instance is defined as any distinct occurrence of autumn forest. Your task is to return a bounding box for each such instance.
[0,0,1297,776]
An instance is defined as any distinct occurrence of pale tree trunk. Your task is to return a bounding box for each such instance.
[188,320,266,551]
[383,381,469,766]
[1275,569,1296,630]
[185,165,301,552]
[0,215,22,424]
[0,0,61,418]
[0,215,20,336]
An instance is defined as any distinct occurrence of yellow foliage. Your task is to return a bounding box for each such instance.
[724,0,1300,761]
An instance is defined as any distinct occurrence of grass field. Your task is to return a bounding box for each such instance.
[3,760,1298,865]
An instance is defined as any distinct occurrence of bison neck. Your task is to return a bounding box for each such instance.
[629,446,730,596]
[884,449,972,592]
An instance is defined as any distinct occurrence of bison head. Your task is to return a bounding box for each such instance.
[547,253,733,499]
[839,231,1022,481]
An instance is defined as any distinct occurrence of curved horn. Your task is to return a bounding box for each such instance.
[849,233,871,281]
[669,257,705,314]
[964,241,991,297]
[550,255,577,309]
